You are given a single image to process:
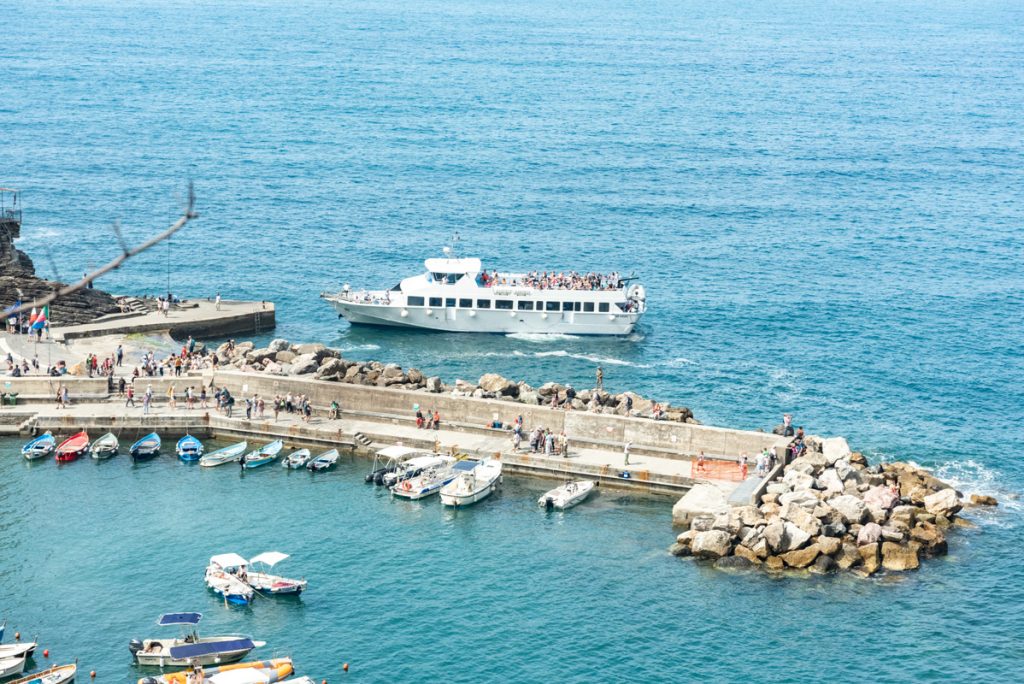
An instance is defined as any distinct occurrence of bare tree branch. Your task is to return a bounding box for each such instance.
[5,183,199,319]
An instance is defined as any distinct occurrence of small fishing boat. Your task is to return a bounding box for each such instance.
[365,445,426,485]
[137,658,293,684]
[382,454,452,488]
[281,449,311,469]
[22,432,56,460]
[176,434,204,462]
[91,432,119,459]
[440,458,503,507]
[247,552,308,596]
[130,432,161,461]
[55,431,89,462]
[241,440,283,469]
[205,554,255,606]
[538,480,596,510]
[0,654,26,679]
[306,449,339,472]
[7,663,77,684]
[129,612,264,668]
[0,641,35,660]
[391,457,457,500]
[200,441,248,467]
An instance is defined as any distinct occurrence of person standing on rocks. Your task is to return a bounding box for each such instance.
[215,293,221,310]
[623,441,632,465]
[596,365,604,390]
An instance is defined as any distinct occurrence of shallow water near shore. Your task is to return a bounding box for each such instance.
[2,0,1023,679]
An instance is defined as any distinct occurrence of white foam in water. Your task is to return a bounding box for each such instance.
[530,349,651,368]
[505,333,582,342]
[341,343,381,352]
[932,459,1023,523]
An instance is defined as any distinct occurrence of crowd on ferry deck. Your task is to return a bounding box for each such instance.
[480,270,623,291]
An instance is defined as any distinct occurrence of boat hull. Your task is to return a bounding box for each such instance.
[91,447,118,459]
[7,663,76,684]
[328,299,641,335]
[133,637,257,668]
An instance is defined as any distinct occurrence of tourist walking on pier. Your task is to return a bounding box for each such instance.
[623,441,631,466]
[55,385,64,409]
[116,344,123,366]
[559,431,568,457]
[142,389,152,416]
[125,384,135,407]
[512,428,522,451]
[167,384,177,409]
[215,293,221,310]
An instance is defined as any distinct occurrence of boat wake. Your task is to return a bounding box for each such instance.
[505,333,582,342]
[340,343,381,353]
[511,349,651,368]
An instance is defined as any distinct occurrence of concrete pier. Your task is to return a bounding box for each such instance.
[51,299,275,342]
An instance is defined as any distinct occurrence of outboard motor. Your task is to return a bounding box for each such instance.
[544,497,554,510]
[128,639,144,660]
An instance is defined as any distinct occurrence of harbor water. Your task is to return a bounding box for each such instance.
[2,0,1022,680]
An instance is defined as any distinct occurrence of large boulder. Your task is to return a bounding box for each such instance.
[274,350,296,364]
[246,348,276,364]
[881,541,921,572]
[268,338,290,352]
[780,543,821,569]
[923,488,962,517]
[783,469,816,491]
[734,505,764,527]
[780,502,822,537]
[816,536,841,556]
[518,390,541,405]
[821,436,852,465]
[857,521,883,545]
[315,358,346,379]
[733,544,763,565]
[425,376,443,392]
[478,373,518,397]
[296,342,327,360]
[289,353,319,375]
[828,495,868,525]
[690,530,733,560]
[779,489,819,510]
[773,521,811,554]
[969,494,998,506]
[672,484,730,528]
[863,485,899,511]
[858,542,881,575]
[714,556,756,571]
[834,543,862,570]
[811,554,838,574]
[816,468,845,495]
[538,382,566,398]
[407,368,424,385]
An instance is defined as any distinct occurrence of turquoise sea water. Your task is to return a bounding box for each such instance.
[2,0,1023,680]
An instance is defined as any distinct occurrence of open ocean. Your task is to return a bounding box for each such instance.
[1,0,1022,681]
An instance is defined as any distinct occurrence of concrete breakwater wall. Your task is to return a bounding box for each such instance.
[145,369,784,461]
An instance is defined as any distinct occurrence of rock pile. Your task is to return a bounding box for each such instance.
[214,338,696,422]
[670,436,994,576]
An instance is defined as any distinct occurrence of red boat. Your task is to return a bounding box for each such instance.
[55,431,90,462]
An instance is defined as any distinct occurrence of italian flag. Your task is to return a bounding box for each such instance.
[30,305,48,330]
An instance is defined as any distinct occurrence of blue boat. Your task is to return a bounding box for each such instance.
[130,432,161,461]
[22,432,56,461]
[241,440,284,469]
[176,434,204,461]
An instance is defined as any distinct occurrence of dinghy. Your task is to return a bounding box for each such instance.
[0,654,26,679]
[241,440,283,469]
[205,554,255,605]
[130,432,161,461]
[391,457,457,500]
[7,663,77,684]
[55,431,89,462]
[306,449,339,472]
[91,432,119,459]
[129,612,264,668]
[247,552,307,596]
[439,458,503,507]
[176,434,204,462]
[281,449,311,469]
[22,432,55,460]
[137,658,293,684]
[538,480,596,510]
[200,441,247,467]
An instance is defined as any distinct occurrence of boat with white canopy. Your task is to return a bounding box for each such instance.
[391,456,457,500]
[381,454,453,488]
[205,554,256,606]
[365,445,426,485]
[538,480,596,510]
[129,612,264,667]
[246,552,307,596]
[439,458,503,507]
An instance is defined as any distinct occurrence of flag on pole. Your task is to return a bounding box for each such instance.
[27,307,37,326]
[31,305,48,330]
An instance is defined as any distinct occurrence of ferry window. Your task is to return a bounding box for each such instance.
[459,298,472,308]
[429,297,442,307]
[598,303,610,313]
[476,299,492,309]
[445,298,456,308]
[408,296,425,306]
[518,301,535,311]
[546,301,560,312]
[496,300,513,310]
[574,302,582,312]
[562,302,574,311]
[583,302,595,312]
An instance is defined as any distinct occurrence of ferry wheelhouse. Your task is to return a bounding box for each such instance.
[322,254,646,335]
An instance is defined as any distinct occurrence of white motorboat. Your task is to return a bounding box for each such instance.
[205,554,256,606]
[306,449,339,472]
[382,454,452,488]
[391,456,457,500]
[439,458,503,507]
[0,654,26,678]
[366,445,427,485]
[538,480,596,510]
[281,449,311,469]
[322,247,646,335]
[246,552,307,596]
[129,612,264,668]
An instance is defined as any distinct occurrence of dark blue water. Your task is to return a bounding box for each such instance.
[2,0,1023,680]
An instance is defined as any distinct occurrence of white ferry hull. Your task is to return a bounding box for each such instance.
[329,300,640,335]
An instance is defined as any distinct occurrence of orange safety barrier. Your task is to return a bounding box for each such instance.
[691,459,746,482]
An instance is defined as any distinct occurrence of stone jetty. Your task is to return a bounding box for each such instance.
[670,435,996,576]
[217,337,695,422]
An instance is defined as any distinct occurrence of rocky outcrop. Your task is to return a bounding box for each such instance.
[670,435,976,577]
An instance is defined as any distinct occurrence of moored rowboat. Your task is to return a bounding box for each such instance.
[130,432,161,461]
[176,434,204,462]
[281,449,311,469]
[200,441,247,467]
[55,431,89,462]
[307,449,339,472]
[22,432,55,460]
[6,663,77,684]
[241,440,283,469]
[91,432,119,459]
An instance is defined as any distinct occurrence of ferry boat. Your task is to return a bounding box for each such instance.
[322,250,646,335]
